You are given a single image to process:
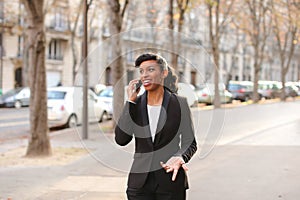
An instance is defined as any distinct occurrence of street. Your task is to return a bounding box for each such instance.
[0,100,300,199]
[0,107,29,141]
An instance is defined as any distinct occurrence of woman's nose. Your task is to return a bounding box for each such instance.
[140,71,149,77]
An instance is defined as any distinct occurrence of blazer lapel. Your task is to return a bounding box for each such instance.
[141,92,153,146]
[153,89,171,145]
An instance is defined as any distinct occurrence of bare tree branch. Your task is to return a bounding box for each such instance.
[121,0,129,18]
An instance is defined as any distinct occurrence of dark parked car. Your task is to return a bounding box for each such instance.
[227,81,254,101]
[0,87,30,108]
[270,84,298,98]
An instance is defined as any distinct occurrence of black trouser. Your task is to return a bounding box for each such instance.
[126,172,186,200]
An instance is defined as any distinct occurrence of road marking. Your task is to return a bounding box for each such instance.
[0,121,29,128]
[0,114,29,121]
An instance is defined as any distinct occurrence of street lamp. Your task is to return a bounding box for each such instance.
[82,0,88,139]
[0,1,3,93]
[0,31,3,93]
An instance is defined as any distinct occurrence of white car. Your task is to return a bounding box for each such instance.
[47,86,109,128]
[96,86,113,119]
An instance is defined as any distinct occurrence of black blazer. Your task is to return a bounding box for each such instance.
[115,88,197,192]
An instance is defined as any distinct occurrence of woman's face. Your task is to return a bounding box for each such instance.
[138,60,167,92]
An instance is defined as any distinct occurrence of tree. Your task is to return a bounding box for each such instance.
[168,0,176,69]
[107,0,129,123]
[271,0,299,101]
[21,0,51,156]
[235,0,272,103]
[174,0,190,78]
[168,0,190,73]
[68,0,84,84]
[205,0,235,108]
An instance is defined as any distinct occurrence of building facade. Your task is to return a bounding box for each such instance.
[0,0,299,94]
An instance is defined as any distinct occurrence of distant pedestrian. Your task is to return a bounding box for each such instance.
[115,53,197,200]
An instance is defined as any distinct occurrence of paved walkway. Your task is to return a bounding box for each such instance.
[0,121,129,200]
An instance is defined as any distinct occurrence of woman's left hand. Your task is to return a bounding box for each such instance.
[160,156,188,181]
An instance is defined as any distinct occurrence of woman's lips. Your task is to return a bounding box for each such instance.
[143,80,151,87]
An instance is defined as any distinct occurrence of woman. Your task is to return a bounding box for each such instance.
[115,53,197,200]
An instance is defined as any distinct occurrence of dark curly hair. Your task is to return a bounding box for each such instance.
[135,53,178,93]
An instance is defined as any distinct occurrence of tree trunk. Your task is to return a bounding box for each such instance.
[207,1,221,108]
[168,0,177,70]
[22,0,51,157]
[175,0,189,80]
[280,69,286,101]
[253,61,260,103]
[69,0,84,84]
[108,0,126,124]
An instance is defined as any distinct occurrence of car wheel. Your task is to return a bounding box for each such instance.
[99,111,109,123]
[67,115,77,128]
[14,100,22,109]
[244,96,250,102]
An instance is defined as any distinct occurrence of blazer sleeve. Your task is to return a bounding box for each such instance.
[114,101,135,146]
[175,96,197,163]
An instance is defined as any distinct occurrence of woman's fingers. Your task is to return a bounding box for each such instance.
[182,163,188,171]
[160,161,169,170]
[172,169,178,181]
[127,79,140,101]
[161,158,188,181]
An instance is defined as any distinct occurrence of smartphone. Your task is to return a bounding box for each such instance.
[135,80,142,92]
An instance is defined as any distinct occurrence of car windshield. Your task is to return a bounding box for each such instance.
[47,91,66,99]
[98,88,113,97]
[1,88,23,98]
[228,84,240,90]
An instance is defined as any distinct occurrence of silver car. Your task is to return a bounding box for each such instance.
[196,83,232,104]
[0,87,30,108]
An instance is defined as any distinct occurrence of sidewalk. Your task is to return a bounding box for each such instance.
[0,121,128,200]
[1,99,300,199]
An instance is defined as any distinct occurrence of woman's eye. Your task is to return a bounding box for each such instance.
[149,68,155,72]
[139,70,144,74]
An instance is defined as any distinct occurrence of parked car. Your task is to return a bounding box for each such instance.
[268,82,298,98]
[227,81,254,101]
[47,86,109,128]
[258,80,280,99]
[286,82,300,96]
[0,87,30,108]
[196,83,232,104]
[93,84,107,95]
[96,86,113,118]
[177,82,198,107]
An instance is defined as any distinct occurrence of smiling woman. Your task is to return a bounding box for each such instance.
[115,53,197,200]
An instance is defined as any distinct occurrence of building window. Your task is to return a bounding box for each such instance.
[17,36,24,57]
[0,1,4,22]
[191,71,196,86]
[105,67,112,85]
[18,3,25,26]
[15,68,22,87]
[50,7,67,31]
[126,50,134,63]
[0,33,5,57]
[48,39,63,60]
[127,70,134,85]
